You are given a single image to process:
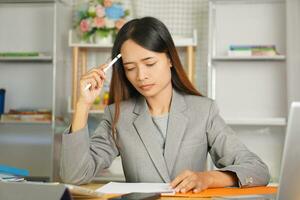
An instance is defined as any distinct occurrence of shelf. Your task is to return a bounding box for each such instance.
[0,123,53,134]
[0,0,55,3]
[212,55,286,61]
[225,118,286,126]
[69,30,197,48]
[0,54,52,62]
[0,121,51,125]
[69,109,104,114]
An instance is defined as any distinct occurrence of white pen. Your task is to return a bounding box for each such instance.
[84,53,122,91]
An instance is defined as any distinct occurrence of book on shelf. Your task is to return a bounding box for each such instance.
[0,108,51,123]
[0,52,39,57]
[228,45,280,57]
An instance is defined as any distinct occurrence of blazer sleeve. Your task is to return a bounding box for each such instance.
[206,101,270,187]
[60,106,119,185]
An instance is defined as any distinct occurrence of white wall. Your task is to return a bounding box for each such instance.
[54,1,73,117]
[0,3,54,111]
[286,0,300,107]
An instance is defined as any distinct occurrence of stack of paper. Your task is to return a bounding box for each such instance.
[95,182,277,198]
[0,173,25,182]
[0,164,28,182]
[96,182,175,194]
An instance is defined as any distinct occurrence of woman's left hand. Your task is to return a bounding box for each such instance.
[170,170,213,193]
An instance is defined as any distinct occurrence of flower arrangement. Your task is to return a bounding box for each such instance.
[74,0,129,43]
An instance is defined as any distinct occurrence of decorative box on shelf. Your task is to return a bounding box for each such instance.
[0,52,52,62]
[212,55,286,61]
[0,108,52,124]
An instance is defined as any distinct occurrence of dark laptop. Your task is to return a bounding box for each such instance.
[0,181,72,200]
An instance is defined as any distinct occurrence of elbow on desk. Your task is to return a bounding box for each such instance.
[254,158,271,186]
[240,159,271,187]
[60,170,93,185]
[259,166,271,186]
[60,164,94,185]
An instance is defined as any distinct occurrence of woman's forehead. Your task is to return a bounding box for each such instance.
[121,40,154,54]
[120,40,161,62]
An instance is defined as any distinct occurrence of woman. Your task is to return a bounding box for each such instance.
[60,17,270,193]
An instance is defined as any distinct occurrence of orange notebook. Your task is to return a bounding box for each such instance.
[162,186,277,198]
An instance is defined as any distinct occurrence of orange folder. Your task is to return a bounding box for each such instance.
[162,186,277,198]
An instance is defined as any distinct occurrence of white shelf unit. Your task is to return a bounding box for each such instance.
[68,29,198,48]
[225,117,286,126]
[208,0,287,183]
[68,29,197,113]
[212,55,286,61]
[0,1,57,126]
[0,54,53,62]
[0,0,59,181]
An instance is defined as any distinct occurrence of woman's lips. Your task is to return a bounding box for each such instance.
[139,84,155,91]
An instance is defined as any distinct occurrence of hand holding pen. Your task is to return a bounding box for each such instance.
[84,54,122,91]
[77,54,122,106]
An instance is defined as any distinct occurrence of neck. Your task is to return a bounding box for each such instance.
[146,84,173,116]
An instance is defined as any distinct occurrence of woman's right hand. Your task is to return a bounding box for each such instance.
[77,64,107,107]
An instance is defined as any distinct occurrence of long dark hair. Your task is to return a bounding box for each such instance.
[109,17,201,140]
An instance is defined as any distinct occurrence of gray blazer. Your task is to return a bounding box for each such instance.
[60,90,270,186]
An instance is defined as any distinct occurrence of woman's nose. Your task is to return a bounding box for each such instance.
[137,66,148,81]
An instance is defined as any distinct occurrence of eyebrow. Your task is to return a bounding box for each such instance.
[123,57,155,65]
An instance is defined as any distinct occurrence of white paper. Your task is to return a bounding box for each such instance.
[96,182,175,194]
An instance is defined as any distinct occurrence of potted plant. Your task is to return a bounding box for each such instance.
[74,0,129,44]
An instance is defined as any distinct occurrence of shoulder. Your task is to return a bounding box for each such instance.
[178,92,219,119]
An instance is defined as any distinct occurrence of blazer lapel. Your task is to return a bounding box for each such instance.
[133,97,171,182]
[164,90,188,176]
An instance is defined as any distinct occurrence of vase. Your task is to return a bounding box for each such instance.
[94,33,113,45]
[80,35,94,44]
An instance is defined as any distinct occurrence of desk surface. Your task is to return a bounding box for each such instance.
[81,183,211,200]
[80,183,277,200]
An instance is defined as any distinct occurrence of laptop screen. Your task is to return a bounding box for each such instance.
[277,102,300,200]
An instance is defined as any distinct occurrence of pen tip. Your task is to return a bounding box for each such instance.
[117,54,122,58]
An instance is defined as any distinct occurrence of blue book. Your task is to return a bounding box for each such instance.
[0,164,29,177]
[230,45,276,50]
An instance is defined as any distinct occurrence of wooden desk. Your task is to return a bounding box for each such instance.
[79,183,277,200]
[81,183,210,200]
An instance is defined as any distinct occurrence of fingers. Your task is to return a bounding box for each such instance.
[192,184,203,193]
[84,73,102,89]
[81,66,107,90]
[87,68,106,81]
[80,76,96,91]
[175,176,195,193]
[99,63,108,71]
[171,170,207,193]
[171,170,191,188]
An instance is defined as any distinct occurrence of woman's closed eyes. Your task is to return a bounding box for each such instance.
[124,61,157,71]
[145,61,157,67]
[125,66,136,71]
